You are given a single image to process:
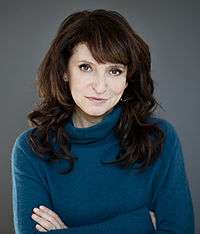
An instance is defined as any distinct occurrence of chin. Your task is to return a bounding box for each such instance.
[81,104,113,117]
[84,108,108,117]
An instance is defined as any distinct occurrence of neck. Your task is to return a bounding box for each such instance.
[64,103,123,144]
[72,106,114,128]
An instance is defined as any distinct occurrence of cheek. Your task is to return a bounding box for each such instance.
[69,76,88,94]
[109,81,127,95]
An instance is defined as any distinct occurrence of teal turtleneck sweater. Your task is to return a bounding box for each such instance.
[11,104,194,233]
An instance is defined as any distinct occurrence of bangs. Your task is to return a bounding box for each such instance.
[77,16,130,66]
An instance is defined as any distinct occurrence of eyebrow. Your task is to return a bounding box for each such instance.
[78,60,126,69]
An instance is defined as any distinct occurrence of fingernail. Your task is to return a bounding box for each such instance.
[39,205,45,209]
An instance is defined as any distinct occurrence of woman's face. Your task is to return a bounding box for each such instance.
[66,43,128,117]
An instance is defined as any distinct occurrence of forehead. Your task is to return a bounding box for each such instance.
[70,43,93,62]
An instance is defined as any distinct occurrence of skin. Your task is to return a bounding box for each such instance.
[31,206,157,232]
[65,42,128,128]
[31,42,157,231]
[31,206,68,231]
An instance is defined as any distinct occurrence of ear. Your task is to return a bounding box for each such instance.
[65,69,70,76]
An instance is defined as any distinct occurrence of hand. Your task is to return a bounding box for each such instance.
[149,211,157,230]
[31,205,69,232]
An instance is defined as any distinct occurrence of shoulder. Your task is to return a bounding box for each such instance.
[13,127,35,153]
[147,116,184,166]
[11,128,49,189]
[11,127,44,166]
[147,116,180,143]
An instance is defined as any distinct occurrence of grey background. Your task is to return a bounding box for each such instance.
[1,0,199,233]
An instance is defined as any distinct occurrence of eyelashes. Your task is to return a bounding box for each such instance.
[79,64,91,71]
[78,64,124,76]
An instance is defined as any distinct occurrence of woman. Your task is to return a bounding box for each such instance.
[11,9,194,233]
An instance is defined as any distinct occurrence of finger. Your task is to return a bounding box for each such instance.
[149,211,155,217]
[33,208,61,229]
[39,206,65,227]
[32,213,55,230]
[35,224,48,232]
[149,211,157,229]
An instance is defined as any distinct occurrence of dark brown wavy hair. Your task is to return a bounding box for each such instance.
[27,9,166,175]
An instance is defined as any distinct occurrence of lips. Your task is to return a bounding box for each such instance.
[86,96,108,104]
[86,96,107,101]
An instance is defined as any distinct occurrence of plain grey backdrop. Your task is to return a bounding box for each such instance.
[1,0,199,233]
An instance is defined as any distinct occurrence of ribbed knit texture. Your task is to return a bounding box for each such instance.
[11,103,195,233]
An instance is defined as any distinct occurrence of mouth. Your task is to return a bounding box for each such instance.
[86,96,108,104]
[86,96,107,100]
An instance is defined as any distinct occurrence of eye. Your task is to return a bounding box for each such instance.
[79,64,92,72]
[109,68,123,76]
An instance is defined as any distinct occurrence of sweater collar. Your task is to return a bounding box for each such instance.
[64,104,123,144]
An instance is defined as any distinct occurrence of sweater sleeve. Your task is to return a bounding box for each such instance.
[11,136,156,234]
[47,208,155,234]
[11,138,55,234]
[150,121,195,233]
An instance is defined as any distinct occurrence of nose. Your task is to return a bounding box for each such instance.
[92,74,107,94]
